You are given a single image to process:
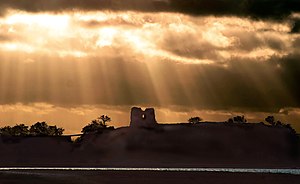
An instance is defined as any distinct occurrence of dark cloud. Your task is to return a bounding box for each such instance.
[1,0,299,20]
[159,31,220,60]
[265,36,286,51]
[0,0,158,14]
[293,37,300,47]
[291,19,300,33]
[276,53,300,104]
[169,0,299,20]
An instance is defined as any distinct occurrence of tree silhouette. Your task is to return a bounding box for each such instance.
[188,117,202,124]
[11,124,29,136]
[0,123,64,136]
[0,126,13,136]
[276,121,283,126]
[0,124,29,136]
[234,116,247,123]
[265,116,275,126]
[228,118,234,123]
[227,116,247,123]
[48,125,64,136]
[30,122,50,136]
[81,115,112,134]
[29,122,64,136]
[99,115,111,127]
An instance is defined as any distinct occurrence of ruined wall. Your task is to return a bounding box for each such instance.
[130,107,157,128]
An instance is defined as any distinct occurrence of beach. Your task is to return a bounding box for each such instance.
[0,170,299,184]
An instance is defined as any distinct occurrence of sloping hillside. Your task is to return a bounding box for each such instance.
[74,123,300,168]
[0,123,299,168]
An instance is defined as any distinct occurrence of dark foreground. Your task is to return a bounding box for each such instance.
[0,171,299,184]
[1,123,299,168]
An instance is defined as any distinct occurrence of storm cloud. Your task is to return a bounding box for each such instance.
[1,0,300,20]
[291,19,300,33]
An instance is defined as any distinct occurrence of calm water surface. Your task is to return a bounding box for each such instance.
[0,167,299,175]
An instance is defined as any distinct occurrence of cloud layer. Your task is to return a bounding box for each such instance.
[0,11,299,112]
[0,8,300,132]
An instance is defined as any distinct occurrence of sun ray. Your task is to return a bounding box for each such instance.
[0,9,299,133]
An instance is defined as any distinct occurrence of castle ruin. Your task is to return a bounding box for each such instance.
[130,107,157,128]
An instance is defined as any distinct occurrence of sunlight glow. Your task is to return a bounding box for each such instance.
[233,48,288,61]
[96,27,118,47]
[0,43,34,53]
[0,10,292,64]
[5,12,70,30]
[203,22,236,48]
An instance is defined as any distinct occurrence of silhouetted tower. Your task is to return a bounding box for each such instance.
[130,107,157,128]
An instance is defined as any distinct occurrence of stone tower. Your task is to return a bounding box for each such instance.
[130,107,157,128]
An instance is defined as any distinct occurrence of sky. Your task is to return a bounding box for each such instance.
[0,0,300,134]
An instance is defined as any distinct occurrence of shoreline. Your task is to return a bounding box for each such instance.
[0,170,299,184]
[0,167,299,175]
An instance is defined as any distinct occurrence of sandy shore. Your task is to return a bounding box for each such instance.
[0,170,299,184]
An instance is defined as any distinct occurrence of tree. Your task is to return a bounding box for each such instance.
[0,126,13,136]
[234,116,247,123]
[276,121,283,126]
[0,122,64,136]
[0,124,29,136]
[228,118,234,123]
[29,122,64,136]
[284,124,297,134]
[11,124,29,136]
[48,125,64,136]
[81,115,112,134]
[29,122,50,136]
[265,116,275,126]
[227,116,247,123]
[99,115,111,127]
[81,120,101,134]
[188,117,202,124]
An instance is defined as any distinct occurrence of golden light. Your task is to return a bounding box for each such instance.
[0,43,34,53]
[5,12,70,30]
[1,9,299,133]
[96,27,118,47]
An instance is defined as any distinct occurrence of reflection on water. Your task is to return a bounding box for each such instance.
[0,167,299,175]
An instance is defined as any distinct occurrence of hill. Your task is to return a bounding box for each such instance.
[0,122,299,168]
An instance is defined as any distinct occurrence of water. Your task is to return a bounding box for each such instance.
[0,167,299,175]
